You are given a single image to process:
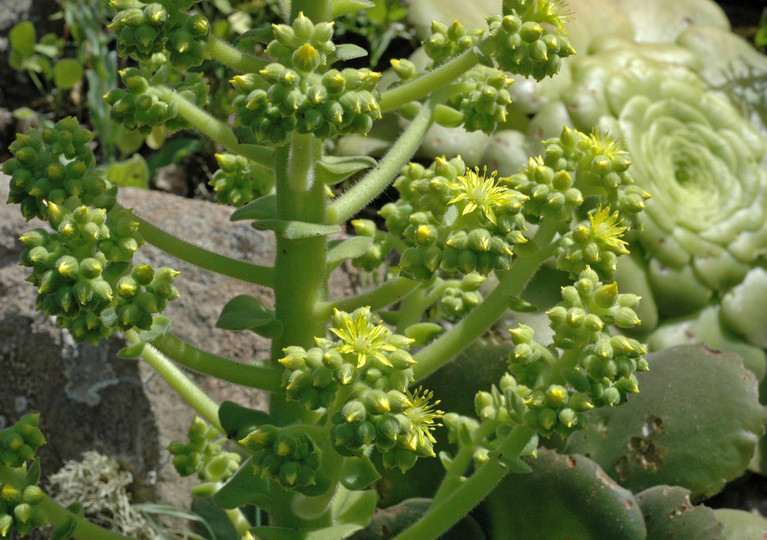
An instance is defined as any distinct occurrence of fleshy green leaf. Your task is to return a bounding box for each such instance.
[331,44,369,62]
[230,194,277,221]
[138,316,172,342]
[216,295,279,336]
[106,154,150,189]
[404,322,443,345]
[316,155,378,185]
[50,515,78,540]
[331,0,375,18]
[327,236,373,269]
[339,457,381,491]
[218,400,274,440]
[212,457,271,510]
[53,58,83,90]
[25,459,41,485]
[117,342,146,359]
[331,486,377,527]
[251,219,341,239]
[636,485,724,539]
[10,22,36,58]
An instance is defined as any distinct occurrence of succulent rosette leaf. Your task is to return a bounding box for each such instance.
[567,51,767,319]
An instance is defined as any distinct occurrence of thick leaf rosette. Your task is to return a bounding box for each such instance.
[569,52,767,320]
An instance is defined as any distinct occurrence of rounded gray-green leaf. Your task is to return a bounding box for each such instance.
[567,345,766,499]
[721,267,767,349]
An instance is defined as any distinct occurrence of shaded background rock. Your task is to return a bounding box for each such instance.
[0,176,361,536]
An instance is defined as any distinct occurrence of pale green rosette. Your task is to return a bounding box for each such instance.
[598,61,767,318]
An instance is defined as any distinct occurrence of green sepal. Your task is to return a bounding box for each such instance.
[331,0,375,18]
[50,514,78,540]
[216,295,281,338]
[327,237,374,269]
[251,220,342,239]
[117,342,146,358]
[490,452,533,473]
[331,486,377,528]
[316,155,378,185]
[25,459,41,485]
[212,457,271,510]
[339,456,381,490]
[251,524,364,540]
[138,315,172,341]
[331,44,369,62]
[404,322,443,345]
[505,295,538,313]
[229,194,277,221]
[218,400,275,440]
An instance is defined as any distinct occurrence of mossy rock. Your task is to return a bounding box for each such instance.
[567,345,766,499]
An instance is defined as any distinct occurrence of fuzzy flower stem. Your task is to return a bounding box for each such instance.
[431,418,501,506]
[413,219,561,381]
[327,103,434,224]
[0,466,132,540]
[320,276,418,316]
[394,424,537,540]
[132,211,274,288]
[150,333,283,391]
[379,44,487,112]
[126,329,223,432]
[151,86,272,168]
[206,35,269,74]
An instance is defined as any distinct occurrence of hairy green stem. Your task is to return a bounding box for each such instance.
[431,418,500,506]
[327,103,434,224]
[150,333,283,391]
[126,330,223,432]
[206,35,269,74]
[319,276,418,316]
[379,49,480,112]
[132,212,274,288]
[0,466,131,540]
[151,86,272,166]
[413,220,561,381]
[394,424,536,540]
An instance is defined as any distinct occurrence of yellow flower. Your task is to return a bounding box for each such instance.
[447,166,524,225]
[330,307,399,368]
[402,387,444,456]
[589,206,629,254]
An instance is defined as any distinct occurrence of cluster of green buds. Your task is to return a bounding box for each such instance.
[240,425,322,493]
[438,66,514,135]
[0,479,46,537]
[109,0,209,69]
[555,206,630,280]
[486,0,576,81]
[232,12,381,145]
[0,415,45,469]
[3,117,116,221]
[0,415,48,538]
[209,153,274,207]
[442,372,538,465]
[168,417,241,484]
[380,157,528,281]
[105,66,208,134]
[435,273,486,320]
[423,20,484,65]
[6,120,181,344]
[508,267,647,436]
[349,219,394,273]
[278,308,443,473]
